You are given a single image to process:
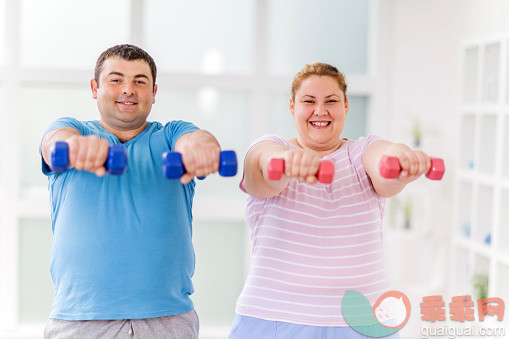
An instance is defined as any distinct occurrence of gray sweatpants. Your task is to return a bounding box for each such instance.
[44,309,199,339]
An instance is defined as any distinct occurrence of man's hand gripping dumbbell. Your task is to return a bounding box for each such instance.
[49,135,127,176]
[163,150,237,181]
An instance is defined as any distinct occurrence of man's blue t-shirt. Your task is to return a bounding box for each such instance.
[42,118,199,320]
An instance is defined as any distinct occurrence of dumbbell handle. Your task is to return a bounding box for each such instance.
[162,150,238,179]
[267,158,335,184]
[378,156,445,180]
[50,141,128,175]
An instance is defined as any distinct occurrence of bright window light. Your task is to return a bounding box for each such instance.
[20,0,130,69]
[144,0,254,74]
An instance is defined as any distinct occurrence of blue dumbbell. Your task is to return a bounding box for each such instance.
[162,150,237,179]
[50,141,128,175]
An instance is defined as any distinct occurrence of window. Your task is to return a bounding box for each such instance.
[18,218,53,325]
[20,84,97,189]
[0,1,375,335]
[144,0,255,74]
[268,0,370,75]
[0,0,5,65]
[20,0,130,69]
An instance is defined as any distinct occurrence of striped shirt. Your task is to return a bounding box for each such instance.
[236,134,389,326]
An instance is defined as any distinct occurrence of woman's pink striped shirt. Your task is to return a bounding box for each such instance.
[236,134,389,326]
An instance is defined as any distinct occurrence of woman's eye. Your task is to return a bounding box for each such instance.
[303,100,314,104]
[327,100,338,103]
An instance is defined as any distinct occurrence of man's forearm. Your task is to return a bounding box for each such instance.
[175,129,220,152]
[186,130,218,148]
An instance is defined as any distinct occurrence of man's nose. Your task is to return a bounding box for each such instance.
[122,82,135,95]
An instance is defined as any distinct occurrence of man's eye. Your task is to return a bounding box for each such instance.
[111,79,121,83]
[136,81,146,85]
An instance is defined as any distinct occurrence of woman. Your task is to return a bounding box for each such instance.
[230,63,431,338]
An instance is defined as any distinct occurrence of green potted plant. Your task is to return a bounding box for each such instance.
[412,118,422,148]
[472,273,489,300]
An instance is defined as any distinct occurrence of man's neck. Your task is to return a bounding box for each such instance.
[98,120,147,143]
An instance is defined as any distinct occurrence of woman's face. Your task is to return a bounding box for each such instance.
[290,75,348,152]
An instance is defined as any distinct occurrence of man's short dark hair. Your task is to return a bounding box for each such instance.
[95,44,157,89]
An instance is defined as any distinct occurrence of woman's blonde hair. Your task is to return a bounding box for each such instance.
[290,62,347,100]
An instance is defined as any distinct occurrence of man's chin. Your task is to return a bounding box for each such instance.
[101,117,147,131]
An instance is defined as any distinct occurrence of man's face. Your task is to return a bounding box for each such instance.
[91,57,157,131]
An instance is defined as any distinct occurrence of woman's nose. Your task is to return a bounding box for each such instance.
[314,103,327,115]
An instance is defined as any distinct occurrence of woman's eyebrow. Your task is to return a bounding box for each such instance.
[301,94,340,98]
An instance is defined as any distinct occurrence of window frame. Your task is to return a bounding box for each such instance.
[0,0,382,335]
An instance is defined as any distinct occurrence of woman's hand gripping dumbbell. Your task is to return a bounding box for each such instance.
[267,158,335,184]
[378,155,445,180]
[162,150,238,181]
[50,139,128,176]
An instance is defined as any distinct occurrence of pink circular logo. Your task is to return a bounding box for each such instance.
[372,290,411,329]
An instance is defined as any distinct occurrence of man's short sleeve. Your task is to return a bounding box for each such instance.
[164,120,199,151]
[42,117,89,138]
[40,117,90,176]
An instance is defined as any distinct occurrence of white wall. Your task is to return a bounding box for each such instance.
[378,1,509,337]
[461,0,509,37]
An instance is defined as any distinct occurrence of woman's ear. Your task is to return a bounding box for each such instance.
[344,95,349,115]
[289,98,295,116]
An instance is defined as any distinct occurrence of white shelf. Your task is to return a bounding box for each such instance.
[452,36,509,303]
[454,236,492,258]
[497,253,509,267]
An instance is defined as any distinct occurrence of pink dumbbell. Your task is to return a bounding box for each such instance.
[378,156,445,180]
[267,158,335,184]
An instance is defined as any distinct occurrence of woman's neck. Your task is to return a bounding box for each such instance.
[289,137,346,157]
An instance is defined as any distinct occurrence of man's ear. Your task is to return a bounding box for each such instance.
[153,84,158,104]
[91,79,98,99]
[289,98,295,116]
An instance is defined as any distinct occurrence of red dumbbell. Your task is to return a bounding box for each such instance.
[267,158,335,184]
[378,156,445,180]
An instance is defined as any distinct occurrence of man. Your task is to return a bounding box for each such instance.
[40,44,220,338]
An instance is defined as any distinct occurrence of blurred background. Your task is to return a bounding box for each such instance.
[0,0,508,338]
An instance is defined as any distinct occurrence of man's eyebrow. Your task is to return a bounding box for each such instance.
[107,71,124,77]
[134,74,150,80]
[106,72,150,80]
